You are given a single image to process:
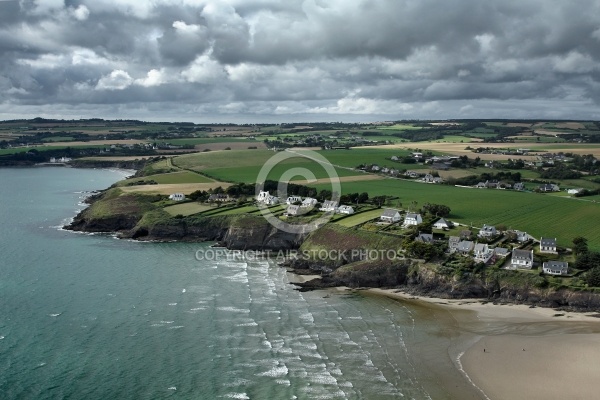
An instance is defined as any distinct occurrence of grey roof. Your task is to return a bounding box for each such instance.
[435,218,450,226]
[458,241,474,252]
[543,261,568,269]
[540,237,557,247]
[512,249,533,261]
[405,213,421,220]
[321,200,338,207]
[416,233,434,243]
[474,243,488,253]
[494,247,510,256]
[287,205,301,214]
[381,209,400,218]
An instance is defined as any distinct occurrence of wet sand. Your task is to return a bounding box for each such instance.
[367,288,600,400]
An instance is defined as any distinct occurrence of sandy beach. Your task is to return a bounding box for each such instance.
[366,288,600,400]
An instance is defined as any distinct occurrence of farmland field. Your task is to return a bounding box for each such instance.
[311,178,600,250]
[335,209,384,227]
[163,202,214,216]
[131,171,214,184]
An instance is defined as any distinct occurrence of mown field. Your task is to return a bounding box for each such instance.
[311,178,600,250]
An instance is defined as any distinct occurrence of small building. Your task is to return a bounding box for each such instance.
[337,205,355,215]
[433,218,452,230]
[286,196,302,205]
[514,230,531,243]
[448,236,460,253]
[264,195,279,205]
[567,188,584,195]
[286,205,302,216]
[380,209,401,223]
[169,193,186,201]
[474,243,493,263]
[543,261,569,275]
[510,249,534,269]
[513,182,525,191]
[415,233,434,243]
[391,156,400,161]
[494,247,510,258]
[319,200,338,212]
[457,240,475,255]
[403,213,423,226]
[539,184,560,192]
[207,193,230,202]
[539,237,557,253]
[478,225,497,238]
[301,197,318,208]
[256,190,270,202]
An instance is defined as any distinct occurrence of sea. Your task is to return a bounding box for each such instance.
[0,167,478,400]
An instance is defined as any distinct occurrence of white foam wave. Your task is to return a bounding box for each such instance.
[216,306,250,313]
[49,313,61,317]
[225,393,249,400]
[257,364,288,378]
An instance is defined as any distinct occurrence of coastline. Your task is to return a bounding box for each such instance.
[364,288,600,400]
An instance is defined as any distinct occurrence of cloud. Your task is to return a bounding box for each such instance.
[95,70,133,90]
[1,0,600,121]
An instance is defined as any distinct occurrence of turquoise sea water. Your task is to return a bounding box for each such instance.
[0,167,472,399]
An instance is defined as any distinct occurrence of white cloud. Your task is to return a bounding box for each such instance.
[553,51,598,74]
[182,54,227,84]
[135,69,168,87]
[71,5,90,21]
[95,70,133,90]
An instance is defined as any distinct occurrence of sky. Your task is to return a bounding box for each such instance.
[1,0,600,123]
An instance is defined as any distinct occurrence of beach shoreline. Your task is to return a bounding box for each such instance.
[363,288,600,400]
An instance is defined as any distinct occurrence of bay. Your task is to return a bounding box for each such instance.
[0,167,475,399]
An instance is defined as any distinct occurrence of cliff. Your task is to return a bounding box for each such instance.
[65,189,305,250]
[66,188,600,313]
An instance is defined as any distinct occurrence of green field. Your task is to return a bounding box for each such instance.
[163,202,214,216]
[167,138,259,146]
[141,171,213,184]
[311,179,600,249]
[202,163,361,183]
[335,209,383,227]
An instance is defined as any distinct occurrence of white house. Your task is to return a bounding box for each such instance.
[403,213,423,226]
[380,209,401,223]
[301,197,318,208]
[457,240,475,255]
[169,193,185,201]
[256,190,270,202]
[264,195,279,205]
[337,205,355,215]
[567,188,584,195]
[433,218,452,230]
[539,237,557,253]
[286,196,302,205]
[478,225,497,238]
[286,205,302,216]
[448,236,460,253]
[543,261,569,275]
[319,200,338,212]
[207,193,230,202]
[473,243,493,263]
[514,230,531,243]
[510,249,534,269]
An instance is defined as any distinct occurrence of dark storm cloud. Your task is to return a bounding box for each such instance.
[1,0,600,121]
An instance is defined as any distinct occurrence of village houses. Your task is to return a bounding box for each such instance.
[539,237,557,253]
[380,209,401,223]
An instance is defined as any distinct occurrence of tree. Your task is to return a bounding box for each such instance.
[586,267,600,287]
[358,192,369,203]
[575,251,600,271]
[421,203,451,217]
[573,237,589,256]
